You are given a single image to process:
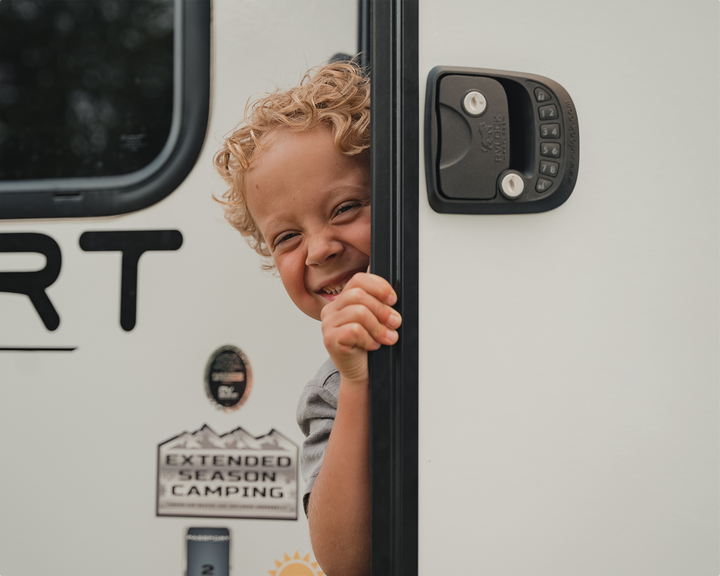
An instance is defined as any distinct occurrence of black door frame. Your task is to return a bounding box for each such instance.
[368,1,419,574]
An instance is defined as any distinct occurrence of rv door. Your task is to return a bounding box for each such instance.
[408,2,718,575]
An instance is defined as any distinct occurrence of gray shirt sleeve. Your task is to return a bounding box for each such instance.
[296,357,340,515]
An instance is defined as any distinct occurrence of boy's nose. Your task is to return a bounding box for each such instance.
[305,233,342,266]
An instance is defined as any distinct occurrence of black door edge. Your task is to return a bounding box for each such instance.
[369,1,419,575]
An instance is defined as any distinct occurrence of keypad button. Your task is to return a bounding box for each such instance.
[540,123,560,139]
[534,87,551,103]
[540,142,561,158]
[538,104,558,120]
[536,178,553,193]
[540,160,559,176]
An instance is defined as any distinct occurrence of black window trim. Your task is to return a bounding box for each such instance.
[0,0,210,219]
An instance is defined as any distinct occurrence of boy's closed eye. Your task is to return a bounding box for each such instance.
[334,201,363,218]
[273,232,301,250]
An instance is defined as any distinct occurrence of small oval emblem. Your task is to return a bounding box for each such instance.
[204,345,252,411]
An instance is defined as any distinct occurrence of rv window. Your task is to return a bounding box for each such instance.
[0,0,210,219]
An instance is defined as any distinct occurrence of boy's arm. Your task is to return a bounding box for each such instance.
[306,375,371,576]
[308,273,401,576]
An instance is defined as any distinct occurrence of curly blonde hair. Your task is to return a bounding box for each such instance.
[213,61,370,268]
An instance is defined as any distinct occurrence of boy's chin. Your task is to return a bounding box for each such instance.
[296,298,325,322]
[296,288,347,321]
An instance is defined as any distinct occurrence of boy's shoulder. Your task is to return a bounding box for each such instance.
[296,358,340,433]
[312,357,339,386]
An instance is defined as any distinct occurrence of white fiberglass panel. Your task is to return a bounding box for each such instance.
[418,1,718,575]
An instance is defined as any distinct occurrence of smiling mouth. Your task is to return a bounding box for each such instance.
[320,280,349,295]
[317,268,365,297]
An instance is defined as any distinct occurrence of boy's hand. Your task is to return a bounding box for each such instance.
[320,272,402,384]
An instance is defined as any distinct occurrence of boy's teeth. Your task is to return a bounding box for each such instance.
[322,280,348,295]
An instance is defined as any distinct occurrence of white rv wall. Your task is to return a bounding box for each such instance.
[0,2,356,575]
[418,1,718,575]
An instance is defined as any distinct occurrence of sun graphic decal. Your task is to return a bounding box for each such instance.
[268,551,324,576]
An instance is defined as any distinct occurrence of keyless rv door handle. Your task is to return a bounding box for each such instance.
[425,66,579,214]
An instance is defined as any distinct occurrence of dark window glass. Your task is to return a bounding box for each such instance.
[0,0,175,183]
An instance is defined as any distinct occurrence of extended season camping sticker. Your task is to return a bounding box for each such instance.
[157,425,298,520]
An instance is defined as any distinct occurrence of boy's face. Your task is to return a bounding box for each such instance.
[245,127,371,321]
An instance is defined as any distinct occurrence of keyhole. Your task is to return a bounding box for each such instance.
[500,173,524,199]
[462,90,487,116]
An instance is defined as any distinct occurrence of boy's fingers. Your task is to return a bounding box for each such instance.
[326,303,398,347]
[345,272,397,306]
[334,285,402,330]
[324,321,380,353]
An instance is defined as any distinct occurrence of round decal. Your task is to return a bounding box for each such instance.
[204,345,252,411]
[268,552,323,576]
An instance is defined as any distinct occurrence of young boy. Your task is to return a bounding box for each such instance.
[214,62,401,576]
